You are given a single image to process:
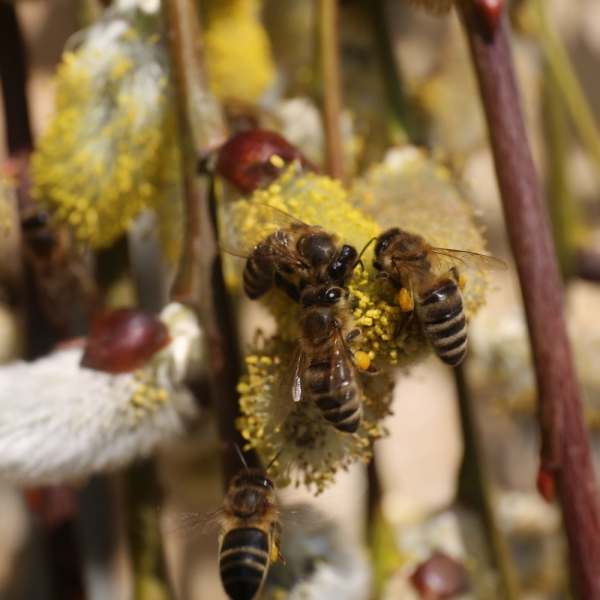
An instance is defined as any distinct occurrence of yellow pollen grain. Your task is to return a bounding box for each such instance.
[269,155,285,169]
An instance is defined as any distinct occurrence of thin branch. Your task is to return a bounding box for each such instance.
[454,366,520,600]
[530,0,600,186]
[318,0,346,184]
[455,2,600,597]
[161,0,227,159]
[0,3,33,156]
[162,0,257,487]
[365,0,417,143]
[126,460,173,600]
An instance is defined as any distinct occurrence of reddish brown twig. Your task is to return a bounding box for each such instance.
[455,2,600,596]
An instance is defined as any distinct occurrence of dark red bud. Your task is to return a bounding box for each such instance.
[536,466,555,503]
[474,0,503,33]
[215,129,319,194]
[81,308,170,374]
[410,552,469,600]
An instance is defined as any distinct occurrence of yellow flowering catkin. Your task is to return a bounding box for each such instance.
[203,0,275,102]
[230,150,494,491]
[31,19,183,262]
[236,335,393,494]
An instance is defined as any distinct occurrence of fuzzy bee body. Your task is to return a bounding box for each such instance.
[275,285,364,433]
[217,469,283,600]
[222,202,359,302]
[373,227,507,367]
[20,209,98,328]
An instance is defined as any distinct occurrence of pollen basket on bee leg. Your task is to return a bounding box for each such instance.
[354,351,371,371]
[398,288,414,312]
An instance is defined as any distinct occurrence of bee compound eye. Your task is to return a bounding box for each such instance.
[326,288,341,302]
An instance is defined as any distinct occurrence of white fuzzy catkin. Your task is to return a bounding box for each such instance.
[0,303,202,486]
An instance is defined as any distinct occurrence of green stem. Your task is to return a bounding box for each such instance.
[162,0,227,160]
[542,65,580,281]
[455,366,520,600]
[364,0,415,144]
[126,460,173,600]
[531,0,600,184]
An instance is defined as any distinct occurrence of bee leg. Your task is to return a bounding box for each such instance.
[447,266,466,290]
[274,271,301,302]
[270,521,285,564]
[394,309,415,339]
[346,328,361,342]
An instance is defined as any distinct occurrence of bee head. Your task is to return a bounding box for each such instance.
[373,228,401,269]
[300,285,347,308]
[232,468,274,491]
[326,244,358,284]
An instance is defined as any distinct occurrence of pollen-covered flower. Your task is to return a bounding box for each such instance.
[226,153,493,367]
[0,303,202,486]
[352,147,494,365]
[236,335,393,494]
[203,0,275,102]
[228,148,497,489]
[31,8,183,262]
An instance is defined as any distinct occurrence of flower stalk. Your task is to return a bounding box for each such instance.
[161,0,227,160]
[365,0,416,144]
[542,66,580,281]
[162,0,255,486]
[454,365,519,600]
[0,3,33,158]
[455,2,600,596]
[318,0,346,184]
[529,0,600,185]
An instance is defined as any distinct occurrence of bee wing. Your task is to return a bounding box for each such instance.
[159,506,225,542]
[219,201,309,262]
[429,248,508,273]
[330,330,360,398]
[273,344,307,429]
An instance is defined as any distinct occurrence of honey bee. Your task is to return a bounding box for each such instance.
[274,284,370,434]
[373,227,507,366]
[216,451,285,600]
[220,202,360,302]
[20,209,98,328]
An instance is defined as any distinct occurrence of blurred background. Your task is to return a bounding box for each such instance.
[1,0,600,599]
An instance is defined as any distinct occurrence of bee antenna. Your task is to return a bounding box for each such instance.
[233,443,248,469]
[357,238,377,264]
[266,447,287,472]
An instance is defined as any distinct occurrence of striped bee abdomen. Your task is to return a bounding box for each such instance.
[220,527,269,600]
[417,278,467,367]
[243,242,277,300]
[306,359,362,433]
